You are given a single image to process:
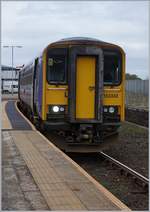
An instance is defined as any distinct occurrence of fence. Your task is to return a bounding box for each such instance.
[125,80,149,110]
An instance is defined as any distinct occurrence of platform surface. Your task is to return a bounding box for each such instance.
[2,100,130,210]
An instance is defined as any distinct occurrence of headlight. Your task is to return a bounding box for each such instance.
[52,106,59,112]
[104,107,108,113]
[109,107,115,113]
[60,107,65,112]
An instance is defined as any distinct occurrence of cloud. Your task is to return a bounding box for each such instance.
[2,1,149,79]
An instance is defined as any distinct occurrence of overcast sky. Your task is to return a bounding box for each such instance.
[2,1,149,79]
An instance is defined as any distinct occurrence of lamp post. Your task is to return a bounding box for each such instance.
[3,45,23,95]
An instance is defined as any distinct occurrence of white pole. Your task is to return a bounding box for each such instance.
[11,46,14,95]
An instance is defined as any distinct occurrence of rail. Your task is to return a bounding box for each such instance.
[100,151,149,189]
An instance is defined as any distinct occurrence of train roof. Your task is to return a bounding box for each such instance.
[45,37,124,53]
[59,37,102,42]
[51,37,117,46]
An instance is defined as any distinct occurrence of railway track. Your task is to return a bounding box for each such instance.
[100,151,149,190]
[125,120,148,130]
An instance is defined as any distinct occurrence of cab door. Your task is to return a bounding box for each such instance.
[69,46,103,123]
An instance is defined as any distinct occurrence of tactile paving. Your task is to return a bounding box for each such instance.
[12,131,86,210]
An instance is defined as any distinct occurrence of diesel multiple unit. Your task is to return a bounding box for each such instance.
[18,37,125,152]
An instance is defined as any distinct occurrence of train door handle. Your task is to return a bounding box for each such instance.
[89,86,95,91]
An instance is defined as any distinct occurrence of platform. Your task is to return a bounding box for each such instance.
[2,99,130,210]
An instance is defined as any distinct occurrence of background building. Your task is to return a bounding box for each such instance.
[1,65,20,93]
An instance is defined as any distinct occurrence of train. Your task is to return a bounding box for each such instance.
[18,37,125,152]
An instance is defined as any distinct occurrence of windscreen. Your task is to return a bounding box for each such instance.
[104,50,122,85]
[47,55,67,83]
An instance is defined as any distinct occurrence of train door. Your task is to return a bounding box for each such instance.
[69,46,103,123]
[76,56,96,119]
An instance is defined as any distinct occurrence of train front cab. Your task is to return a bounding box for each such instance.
[42,45,103,141]
[41,41,125,146]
